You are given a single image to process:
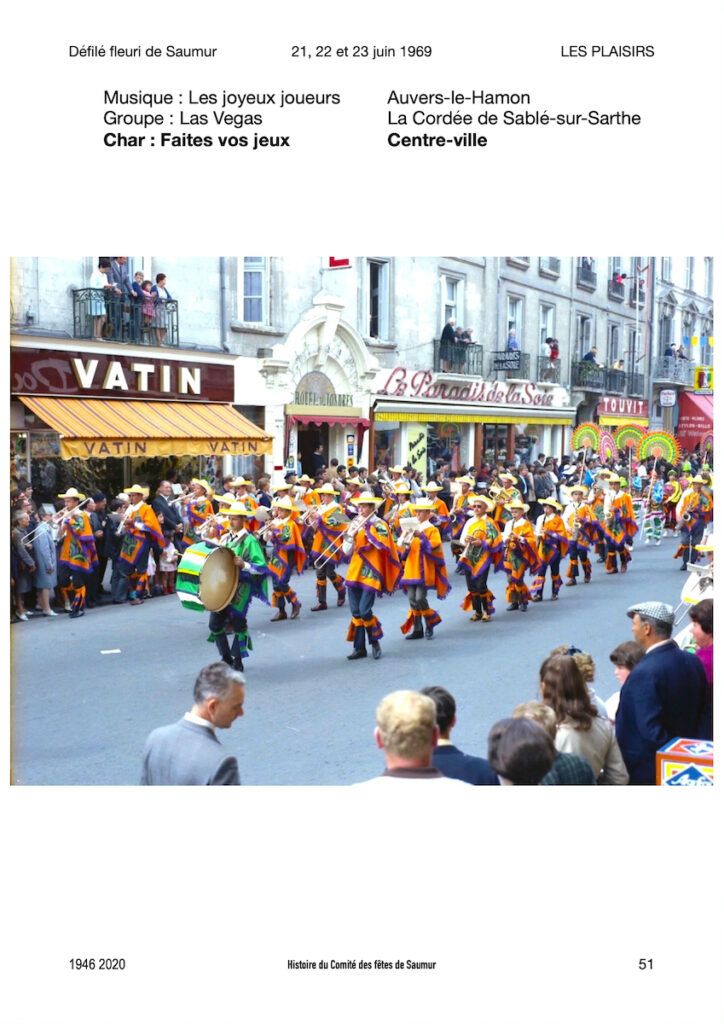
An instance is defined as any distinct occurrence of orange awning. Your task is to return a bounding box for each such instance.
[19,396,272,459]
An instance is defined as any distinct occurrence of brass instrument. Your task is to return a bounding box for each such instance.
[257,513,279,542]
[314,510,376,569]
[299,504,320,527]
[682,511,693,524]
[24,497,92,543]
[115,504,139,537]
[397,517,421,546]
[199,512,230,539]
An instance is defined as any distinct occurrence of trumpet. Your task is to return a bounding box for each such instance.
[25,497,93,542]
[115,504,138,536]
[300,504,320,527]
[314,510,375,569]
[199,512,229,538]
[257,514,279,542]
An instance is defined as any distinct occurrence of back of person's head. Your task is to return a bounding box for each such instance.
[689,598,713,636]
[539,654,596,730]
[487,718,555,785]
[511,701,557,741]
[609,641,645,671]
[193,662,245,705]
[419,685,456,736]
[549,645,595,684]
[376,691,437,759]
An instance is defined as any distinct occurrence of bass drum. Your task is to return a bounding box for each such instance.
[176,541,237,613]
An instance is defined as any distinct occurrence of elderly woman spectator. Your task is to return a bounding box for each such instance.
[11,511,36,621]
[539,654,629,784]
[151,272,173,345]
[31,509,59,616]
[688,599,713,687]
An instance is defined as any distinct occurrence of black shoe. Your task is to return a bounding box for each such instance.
[336,591,346,607]
[425,627,434,639]
[347,649,367,661]
[371,642,382,660]
[680,564,687,571]
[520,604,528,612]
[506,603,519,611]
[68,610,85,619]
[406,630,424,640]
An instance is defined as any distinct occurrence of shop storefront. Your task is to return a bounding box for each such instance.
[372,367,577,474]
[10,340,271,500]
[675,391,714,451]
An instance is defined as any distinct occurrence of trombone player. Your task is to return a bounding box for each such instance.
[56,487,99,618]
[397,498,451,639]
[309,483,348,611]
[456,494,502,622]
[563,483,596,586]
[343,492,401,661]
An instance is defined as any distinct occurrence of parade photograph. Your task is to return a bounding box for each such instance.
[9,255,714,787]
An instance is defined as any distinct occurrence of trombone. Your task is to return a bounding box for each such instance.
[314,510,375,569]
[24,496,92,543]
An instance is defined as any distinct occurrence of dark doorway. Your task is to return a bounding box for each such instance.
[298,423,329,477]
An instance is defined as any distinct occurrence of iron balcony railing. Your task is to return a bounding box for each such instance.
[489,350,531,379]
[72,289,179,346]
[576,265,597,289]
[653,357,693,385]
[628,372,645,397]
[571,360,606,391]
[606,369,626,395]
[536,355,561,383]
[608,278,625,301]
[433,339,484,375]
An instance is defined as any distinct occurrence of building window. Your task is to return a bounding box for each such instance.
[367,259,389,339]
[704,257,713,298]
[607,323,620,365]
[507,296,523,346]
[241,256,267,323]
[608,256,622,278]
[539,303,554,350]
[576,313,593,359]
[661,257,672,281]
[686,257,695,291]
[627,326,640,373]
[441,274,464,328]
[659,310,673,350]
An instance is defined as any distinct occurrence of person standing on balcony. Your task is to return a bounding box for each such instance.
[89,257,113,340]
[582,346,599,364]
[663,342,675,358]
[108,256,134,340]
[151,272,172,345]
[506,328,520,352]
[439,317,456,372]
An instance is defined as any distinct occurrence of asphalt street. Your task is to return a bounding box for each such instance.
[11,534,687,785]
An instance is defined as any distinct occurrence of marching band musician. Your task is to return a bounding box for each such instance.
[295,474,317,503]
[589,472,611,563]
[206,502,269,670]
[309,484,348,612]
[491,473,521,529]
[343,491,402,661]
[232,478,259,516]
[449,475,476,559]
[663,470,682,535]
[386,483,416,537]
[423,481,451,538]
[674,475,713,569]
[56,487,98,618]
[530,498,569,602]
[641,470,665,546]
[563,483,596,586]
[267,496,306,620]
[456,494,503,622]
[117,484,165,606]
[179,479,215,552]
[604,476,637,575]
[502,499,539,612]
[342,476,363,516]
[397,497,450,640]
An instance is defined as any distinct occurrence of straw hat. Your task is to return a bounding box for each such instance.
[226,502,253,518]
[541,498,563,511]
[57,487,86,501]
[273,481,292,492]
[506,499,530,513]
[214,492,236,505]
[298,474,314,484]
[389,465,405,474]
[272,496,294,511]
[691,475,707,485]
[569,483,587,494]
[424,481,443,492]
[499,472,516,482]
[346,477,362,488]
[458,476,475,487]
[393,483,412,495]
[470,494,495,510]
[126,484,147,497]
[190,478,214,494]
[351,491,384,506]
[411,498,436,511]
[315,483,337,496]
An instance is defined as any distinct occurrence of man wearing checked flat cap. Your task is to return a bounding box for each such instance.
[614,601,712,785]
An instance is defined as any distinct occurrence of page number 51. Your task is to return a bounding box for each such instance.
[638,958,654,970]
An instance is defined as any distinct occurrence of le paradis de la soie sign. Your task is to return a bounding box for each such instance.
[377,367,559,408]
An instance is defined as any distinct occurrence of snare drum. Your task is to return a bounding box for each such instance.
[176,541,238,613]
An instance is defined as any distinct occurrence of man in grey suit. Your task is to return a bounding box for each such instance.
[140,663,245,785]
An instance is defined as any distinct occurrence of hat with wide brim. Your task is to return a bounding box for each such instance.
[226,502,254,518]
[457,476,476,487]
[126,484,148,497]
[541,498,563,511]
[57,487,86,501]
[231,477,252,487]
[411,498,437,511]
[272,482,292,491]
[506,500,530,513]
[470,494,495,510]
[190,478,214,494]
[272,496,295,511]
[351,492,384,506]
[393,484,412,495]
[499,472,516,482]
[627,601,675,628]
[691,475,707,484]
[389,465,406,475]
[315,484,337,496]
[214,492,237,505]
[569,484,587,494]
[346,477,363,487]
[424,481,443,492]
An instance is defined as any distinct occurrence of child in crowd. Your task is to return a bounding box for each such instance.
[141,280,156,331]
[158,540,180,594]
